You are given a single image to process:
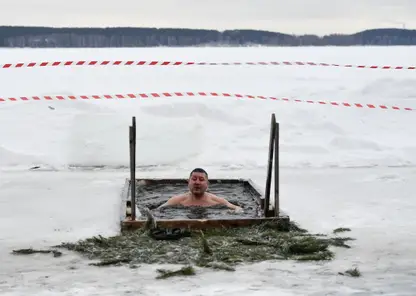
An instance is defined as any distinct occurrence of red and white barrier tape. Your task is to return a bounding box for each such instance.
[0,60,415,70]
[0,91,414,112]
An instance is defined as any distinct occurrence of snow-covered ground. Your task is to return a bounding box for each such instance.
[0,46,415,295]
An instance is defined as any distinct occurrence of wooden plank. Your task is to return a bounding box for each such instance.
[132,117,136,219]
[274,122,280,217]
[129,118,136,220]
[264,113,276,217]
[121,216,290,230]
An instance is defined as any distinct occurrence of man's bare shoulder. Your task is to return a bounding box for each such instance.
[207,193,242,211]
[206,193,227,202]
[161,193,189,206]
[170,194,189,202]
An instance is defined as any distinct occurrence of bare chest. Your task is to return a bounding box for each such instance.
[180,198,217,207]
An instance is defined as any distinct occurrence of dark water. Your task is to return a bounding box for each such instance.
[135,181,262,219]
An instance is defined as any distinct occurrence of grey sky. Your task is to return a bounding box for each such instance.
[1,0,415,35]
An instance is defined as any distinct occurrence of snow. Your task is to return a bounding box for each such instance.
[1,46,416,295]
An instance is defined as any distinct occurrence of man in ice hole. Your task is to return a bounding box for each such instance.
[158,168,243,212]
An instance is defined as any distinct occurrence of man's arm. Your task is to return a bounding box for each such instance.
[157,195,185,209]
[212,195,243,211]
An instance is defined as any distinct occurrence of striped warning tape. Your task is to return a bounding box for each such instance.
[0,60,415,70]
[0,91,414,112]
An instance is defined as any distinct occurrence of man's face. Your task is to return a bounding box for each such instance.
[188,172,208,197]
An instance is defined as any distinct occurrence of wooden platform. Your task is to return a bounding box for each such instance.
[119,177,290,231]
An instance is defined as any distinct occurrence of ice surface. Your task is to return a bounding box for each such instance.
[0,46,416,295]
[1,47,415,171]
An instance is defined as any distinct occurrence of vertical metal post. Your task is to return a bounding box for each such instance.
[129,117,136,220]
[274,122,280,217]
[264,113,276,217]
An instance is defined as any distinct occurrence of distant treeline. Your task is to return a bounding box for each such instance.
[1,26,416,47]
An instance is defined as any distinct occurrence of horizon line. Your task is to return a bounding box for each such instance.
[1,25,415,37]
